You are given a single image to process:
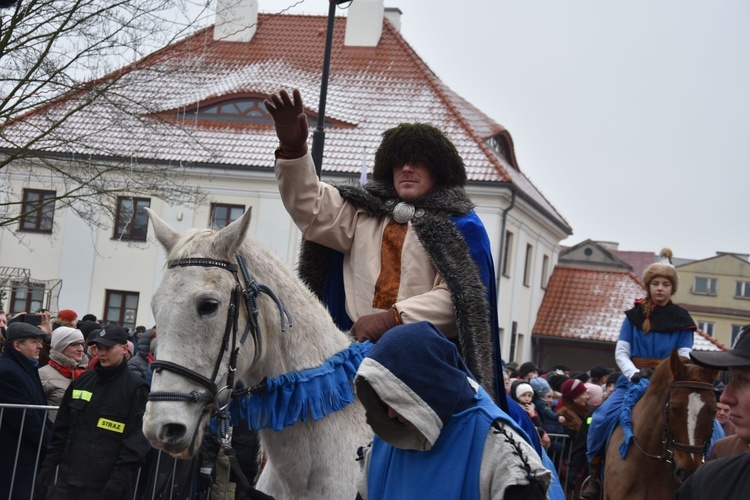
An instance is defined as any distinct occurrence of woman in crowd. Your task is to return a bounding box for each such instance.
[38,327,86,422]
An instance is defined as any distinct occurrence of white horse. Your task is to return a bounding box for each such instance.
[142,208,371,499]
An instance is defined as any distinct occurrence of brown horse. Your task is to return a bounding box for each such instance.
[604,350,718,499]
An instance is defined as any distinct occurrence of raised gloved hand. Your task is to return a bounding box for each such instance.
[264,89,309,158]
[352,310,398,343]
[630,366,655,384]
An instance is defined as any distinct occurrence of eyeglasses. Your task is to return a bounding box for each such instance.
[68,342,86,348]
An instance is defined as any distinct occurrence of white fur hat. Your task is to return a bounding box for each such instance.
[50,326,84,353]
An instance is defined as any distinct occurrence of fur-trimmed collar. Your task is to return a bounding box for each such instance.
[297,181,497,402]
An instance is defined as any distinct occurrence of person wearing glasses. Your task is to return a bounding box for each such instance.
[38,327,87,422]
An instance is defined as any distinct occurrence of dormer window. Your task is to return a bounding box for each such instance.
[486,134,511,164]
[173,96,337,128]
[178,98,274,124]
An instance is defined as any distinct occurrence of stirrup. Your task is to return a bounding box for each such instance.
[579,475,601,500]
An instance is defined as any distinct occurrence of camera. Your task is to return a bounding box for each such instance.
[23,314,43,326]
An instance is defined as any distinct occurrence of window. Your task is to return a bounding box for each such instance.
[736,281,750,299]
[114,197,150,241]
[508,321,518,362]
[692,277,717,295]
[502,231,514,277]
[19,189,55,233]
[541,254,550,289]
[523,244,533,287]
[731,324,746,347]
[10,284,46,314]
[104,290,139,332]
[210,203,245,229]
[697,321,715,337]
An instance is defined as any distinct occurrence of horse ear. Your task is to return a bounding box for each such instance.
[146,208,180,253]
[669,349,686,378]
[212,207,253,258]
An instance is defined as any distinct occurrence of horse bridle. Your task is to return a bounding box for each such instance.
[632,380,715,464]
[148,255,292,422]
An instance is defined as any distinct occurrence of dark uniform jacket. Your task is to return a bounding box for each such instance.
[0,344,52,499]
[42,359,150,498]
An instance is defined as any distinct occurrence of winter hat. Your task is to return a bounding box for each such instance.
[585,383,603,407]
[77,320,101,338]
[50,327,84,354]
[56,309,78,323]
[518,361,539,379]
[373,123,467,187]
[530,376,552,398]
[562,378,587,401]
[515,383,534,400]
[5,322,47,342]
[589,364,613,380]
[546,373,568,393]
[642,248,679,293]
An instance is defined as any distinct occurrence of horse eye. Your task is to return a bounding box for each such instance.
[197,299,219,316]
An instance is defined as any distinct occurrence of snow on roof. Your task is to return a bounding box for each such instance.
[534,265,726,351]
[1,13,569,231]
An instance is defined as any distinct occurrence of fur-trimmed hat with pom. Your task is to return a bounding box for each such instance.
[373,123,466,188]
[642,247,679,292]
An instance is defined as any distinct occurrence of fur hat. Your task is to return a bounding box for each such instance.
[562,378,587,401]
[373,123,466,188]
[515,382,534,400]
[642,248,679,293]
[56,309,78,323]
[50,327,84,353]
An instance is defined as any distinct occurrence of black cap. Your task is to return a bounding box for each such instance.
[5,322,47,342]
[87,324,128,347]
[135,325,146,333]
[518,361,538,378]
[590,364,614,379]
[691,325,750,370]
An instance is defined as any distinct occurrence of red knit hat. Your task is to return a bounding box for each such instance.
[562,378,587,401]
[56,309,78,323]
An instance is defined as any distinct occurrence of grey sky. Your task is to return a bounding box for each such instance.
[276,0,750,260]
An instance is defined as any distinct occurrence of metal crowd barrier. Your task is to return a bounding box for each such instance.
[546,432,576,494]
[0,403,234,500]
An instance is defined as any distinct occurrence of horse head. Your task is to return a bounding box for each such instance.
[142,207,261,457]
[656,350,719,482]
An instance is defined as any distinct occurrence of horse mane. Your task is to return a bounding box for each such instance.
[166,228,215,261]
[649,351,718,392]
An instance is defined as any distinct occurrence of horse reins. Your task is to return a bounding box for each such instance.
[631,380,715,464]
[148,255,292,434]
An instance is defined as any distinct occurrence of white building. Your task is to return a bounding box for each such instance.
[0,0,571,363]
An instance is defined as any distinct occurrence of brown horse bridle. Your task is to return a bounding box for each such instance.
[631,380,715,464]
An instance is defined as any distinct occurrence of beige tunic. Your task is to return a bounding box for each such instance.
[275,153,458,338]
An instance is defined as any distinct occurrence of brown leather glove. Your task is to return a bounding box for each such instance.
[264,89,309,158]
[352,310,397,343]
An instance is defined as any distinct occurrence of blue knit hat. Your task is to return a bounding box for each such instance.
[530,376,551,398]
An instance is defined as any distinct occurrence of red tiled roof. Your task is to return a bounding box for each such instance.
[534,265,725,351]
[1,13,569,232]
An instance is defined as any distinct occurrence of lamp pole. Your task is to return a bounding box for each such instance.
[311,0,347,178]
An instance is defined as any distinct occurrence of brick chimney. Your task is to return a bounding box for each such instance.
[214,0,258,43]
[345,0,385,47]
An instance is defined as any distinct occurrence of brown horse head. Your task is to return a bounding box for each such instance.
[650,349,719,482]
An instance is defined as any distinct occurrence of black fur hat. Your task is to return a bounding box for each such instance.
[373,123,467,187]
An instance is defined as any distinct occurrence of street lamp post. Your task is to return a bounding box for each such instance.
[311,0,349,178]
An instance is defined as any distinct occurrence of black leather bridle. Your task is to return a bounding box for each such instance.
[148,255,292,422]
[631,380,715,464]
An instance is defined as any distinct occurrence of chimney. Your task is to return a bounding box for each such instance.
[214,0,258,43]
[384,7,402,32]
[345,0,385,47]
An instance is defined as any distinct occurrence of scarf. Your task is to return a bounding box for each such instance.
[625,300,696,333]
[48,357,85,380]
